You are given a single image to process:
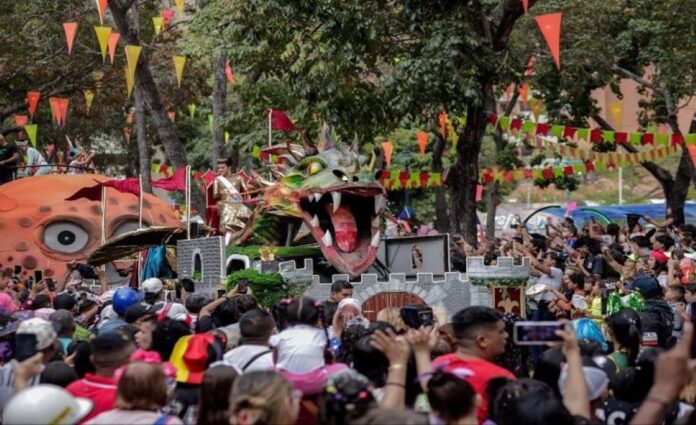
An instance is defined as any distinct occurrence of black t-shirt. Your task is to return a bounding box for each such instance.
[0,142,18,165]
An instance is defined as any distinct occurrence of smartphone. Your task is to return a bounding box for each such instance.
[15,333,38,362]
[33,269,43,283]
[237,279,249,295]
[513,321,565,345]
[400,305,434,329]
[13,265,21,276]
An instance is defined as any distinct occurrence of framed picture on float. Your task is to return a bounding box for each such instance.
[491,285,525,317]
[380,234,450,278]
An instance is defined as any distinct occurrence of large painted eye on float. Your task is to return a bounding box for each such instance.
[111,220,144,238]
[43,221,90,253]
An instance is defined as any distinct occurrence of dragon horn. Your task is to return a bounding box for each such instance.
[285,139,302,162]
[365,147,377,172]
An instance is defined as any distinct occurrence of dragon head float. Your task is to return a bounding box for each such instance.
[251,126,386,276]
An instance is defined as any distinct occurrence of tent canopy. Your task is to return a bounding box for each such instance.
[524,202,696,226]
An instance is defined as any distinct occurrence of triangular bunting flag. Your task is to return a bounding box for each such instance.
[96,0,108,25]
[94,26,112,62]
[188,103,196,118]
[108,32,120,64]
[25,124,38,148]
[63,23,78,55]
[84,90,95,114]
[153,17,164,35]
[534,13,562,69]
[26,91,41,118]
[125,45,142,82]
[173,55,186,87]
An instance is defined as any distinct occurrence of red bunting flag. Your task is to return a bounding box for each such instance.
[563,166,573,176]
[536,123,550,136]
[161,9,174,25]
[672,134,684,146]
[523,169,533,180]
[535,13,563,69]
[518,84,529,107]
[542,168,554,179]
[510,118,522,132]
[399,171,409,188]
[49,97,60,125]
[63,23,78,55]
[615,132,628,144]
[642,133,654,145]
[585,162,595,172]
[266,109,300,132]
[563,126,576,139]
[488,114,499,126]
[152,167,187,191]
[590,129,603,143]
[420,172,430,188]
[27,91,40,118]
[476,184,483,201]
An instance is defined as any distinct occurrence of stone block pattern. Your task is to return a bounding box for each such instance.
[177,237,225,296]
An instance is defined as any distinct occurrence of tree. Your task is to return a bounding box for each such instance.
[512,0,696,225]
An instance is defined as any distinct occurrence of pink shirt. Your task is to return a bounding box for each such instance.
[0,292,18,313]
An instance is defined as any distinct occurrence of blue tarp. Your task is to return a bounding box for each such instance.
[527,202,696,225]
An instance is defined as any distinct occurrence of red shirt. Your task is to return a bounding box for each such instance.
[66,373,117,424]
[432,353,515,424]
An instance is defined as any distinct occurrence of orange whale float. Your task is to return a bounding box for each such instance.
[0,174,181,284]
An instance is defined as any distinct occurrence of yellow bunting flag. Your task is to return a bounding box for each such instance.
[225,131,230,143]
[125,67,135,98]
[84,90,95,114]
[25,124,38,148]
[94,26,112,62]
[188,103,196,118]
[125,45,142,82]
[609,101,623,129]
[153,17,164,35]
[529,98,544,121]
[173,55,186,87]
[175,0,185,17]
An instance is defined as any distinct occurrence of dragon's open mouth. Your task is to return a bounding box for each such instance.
[298,184,385,276]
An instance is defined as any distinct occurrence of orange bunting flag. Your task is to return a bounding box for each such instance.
[108,32,120,64]
[225,61,235,84]
[125,45,142,82]
[518,84,529,107]
[153,17,163,35]
[161,9,174,25]
[125,67,135,98]
[63,23,78,55]
[57,98,70,127]
[438,112,447,139]
[173,55,186,87]
[168,111,176,122]
[126,113,134,124]
[49,97,60,125]
[94,26,112,62]
[124,127,131,144]
[688,145,696,169]
[26,91,40,118]
[535,13,562,70]
[96,0,108,25]
[609,101,623,129]
[381,141,393,169]
[14,115,28,128]
[174,0,185,17]
[84,90,95,114]
[417,131,428,157]
[522,0,529,14]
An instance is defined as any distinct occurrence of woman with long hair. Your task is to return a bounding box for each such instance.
[196,366,238,425]
[605,308,642,372]
[229,371,300,425]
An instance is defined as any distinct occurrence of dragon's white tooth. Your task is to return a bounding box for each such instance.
[310,215,320,227]
[322,231,333,247]
[374,194,384,214]
[371,231,381,247]
[331,192,341,212]
[372,215,380,227]
[313,193,322,203]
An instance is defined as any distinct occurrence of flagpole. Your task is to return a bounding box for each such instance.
[138,174,143,228]
[186,165,191,240]
[100,185,106,245]
[268,109,272,147]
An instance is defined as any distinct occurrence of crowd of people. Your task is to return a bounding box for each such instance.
[0,135,95,184]
[0,209,695,424]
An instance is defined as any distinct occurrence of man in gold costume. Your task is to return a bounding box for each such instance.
[214,158,252,246]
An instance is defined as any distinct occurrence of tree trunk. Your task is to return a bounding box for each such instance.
[431,133,449,233]
[485,180,499,239]
[449,80,495,246]
[211,52,226,168]
[109,0,188,170]
[134,85,152,193]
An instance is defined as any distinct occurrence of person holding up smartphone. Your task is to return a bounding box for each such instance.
[0,318,58,407]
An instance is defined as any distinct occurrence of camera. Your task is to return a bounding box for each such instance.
[400,304,434,329]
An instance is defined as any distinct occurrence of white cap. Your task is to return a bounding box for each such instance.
[3,384,93,425]
[558,364,609,401]
[337,298,362,314]
[17,318,57,350]
[142,277,163,294]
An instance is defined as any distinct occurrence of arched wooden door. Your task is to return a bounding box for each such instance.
[362,291,426,322]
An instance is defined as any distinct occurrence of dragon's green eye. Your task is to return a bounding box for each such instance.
[307,162,324,176]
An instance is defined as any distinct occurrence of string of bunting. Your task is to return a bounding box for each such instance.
[531,139,680,165]
[487,113,696,147]
[377,170,443,190]
[482,160,599,184]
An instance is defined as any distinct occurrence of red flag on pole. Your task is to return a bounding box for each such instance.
[65,183,103,201]
[65,178,140,201]
[152,167,187,191]
[535,13,563,69]
[265,109,300,132]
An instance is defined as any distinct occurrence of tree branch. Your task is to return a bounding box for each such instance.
[611,65,675,117]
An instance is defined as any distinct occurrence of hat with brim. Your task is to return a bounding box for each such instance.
[170,334,224,385]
